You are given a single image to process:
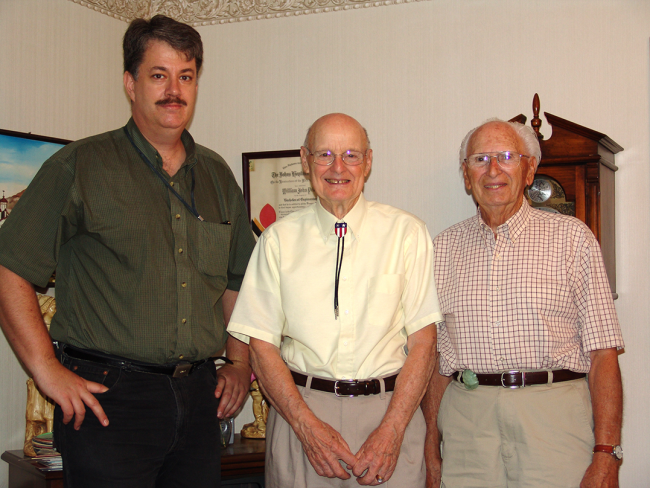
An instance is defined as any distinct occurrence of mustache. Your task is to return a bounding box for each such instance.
[156,97,187,106]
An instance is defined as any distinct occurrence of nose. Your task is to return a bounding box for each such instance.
[486,156,502,176]
[330,153,346,173]
[166,77,180,95]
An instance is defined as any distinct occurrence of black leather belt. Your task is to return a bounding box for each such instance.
[58,343,230,378]
[454,369,586,388]
[291,370,398,397]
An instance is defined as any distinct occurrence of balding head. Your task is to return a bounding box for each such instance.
[300,113,373,219]
[303,113,371,152]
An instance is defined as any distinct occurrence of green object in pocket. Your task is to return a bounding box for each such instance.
[461,369,479,390]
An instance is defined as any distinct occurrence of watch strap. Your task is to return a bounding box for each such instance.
[593,444,623,460]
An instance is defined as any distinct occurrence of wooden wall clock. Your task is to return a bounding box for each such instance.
[511,94,623,297]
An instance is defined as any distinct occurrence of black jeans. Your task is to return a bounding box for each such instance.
[54,346,221,488]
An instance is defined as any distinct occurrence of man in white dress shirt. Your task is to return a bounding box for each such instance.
[228,113,442,487]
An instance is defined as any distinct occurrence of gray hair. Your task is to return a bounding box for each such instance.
[458,118,541,169]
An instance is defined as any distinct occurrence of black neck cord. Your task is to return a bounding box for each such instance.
[334,222,347,319]
[123,127,203,221]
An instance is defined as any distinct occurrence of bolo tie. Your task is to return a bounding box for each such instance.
[334,222,347,319]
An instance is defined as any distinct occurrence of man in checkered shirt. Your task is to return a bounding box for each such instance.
[422,119,624,488]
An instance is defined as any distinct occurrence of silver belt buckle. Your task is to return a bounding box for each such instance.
[333,380,355,397]
[501,370,524,389]
[173,362,192,378]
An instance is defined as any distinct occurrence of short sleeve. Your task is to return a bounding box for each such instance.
[0,152,78,287]
[228,230,286,346]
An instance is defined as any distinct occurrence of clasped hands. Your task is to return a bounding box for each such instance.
[297,415,402,486]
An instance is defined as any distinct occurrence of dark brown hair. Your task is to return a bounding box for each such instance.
[123,15,203,79]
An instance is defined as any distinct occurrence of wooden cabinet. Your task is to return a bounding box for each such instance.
[3,435,265,488]
[511,94,622,296]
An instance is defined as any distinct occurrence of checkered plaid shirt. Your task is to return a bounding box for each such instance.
[433,201,624,376]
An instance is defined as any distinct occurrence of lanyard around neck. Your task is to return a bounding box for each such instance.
[123,127,203,221]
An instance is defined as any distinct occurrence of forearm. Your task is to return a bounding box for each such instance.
[0,265,58,377]
[589,348,623,445]
[379,324,437,435]
[421,351,452,456]
[249,338,315,428]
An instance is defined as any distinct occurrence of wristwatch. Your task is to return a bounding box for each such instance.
[593,444,623,460]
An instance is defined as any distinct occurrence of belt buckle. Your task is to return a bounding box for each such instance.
[334,380,355,397]
[173,362,192,378]
[501,370,524,389]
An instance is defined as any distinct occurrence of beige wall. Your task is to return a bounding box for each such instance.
[1,0,649,485]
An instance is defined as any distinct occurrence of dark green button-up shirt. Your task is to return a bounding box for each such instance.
[0,119,255,364]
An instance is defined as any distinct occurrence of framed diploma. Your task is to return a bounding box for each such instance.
[242,150,316,236]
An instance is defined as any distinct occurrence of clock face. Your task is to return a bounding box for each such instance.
[528,178,553,203]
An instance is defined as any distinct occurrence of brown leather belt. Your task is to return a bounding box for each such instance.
[291,370,398,397]
[454,369,586,388]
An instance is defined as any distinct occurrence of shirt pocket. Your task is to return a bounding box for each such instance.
[367,274,404,326]
[515,282,575,351]
[197,221,232,277]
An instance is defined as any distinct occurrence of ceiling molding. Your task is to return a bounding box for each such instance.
[68,0,429,25]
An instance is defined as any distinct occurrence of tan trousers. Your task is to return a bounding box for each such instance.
[265,382,426,488]
[438,378,595,488]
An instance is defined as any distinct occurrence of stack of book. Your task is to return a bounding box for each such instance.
[31,432,62,471]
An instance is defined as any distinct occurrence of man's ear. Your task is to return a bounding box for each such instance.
[124,71,136,102]
[525,157,537,186]
[462,163,472,192]
[363,149,373,179]
[300,146,310,176]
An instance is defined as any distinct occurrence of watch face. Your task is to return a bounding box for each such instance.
[528,178,553,203]
[614,445,623,460]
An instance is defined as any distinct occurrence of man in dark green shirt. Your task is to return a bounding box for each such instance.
[0,15,255,487]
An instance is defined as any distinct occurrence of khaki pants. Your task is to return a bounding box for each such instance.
[438,378,595,488]
[265,382,426,488]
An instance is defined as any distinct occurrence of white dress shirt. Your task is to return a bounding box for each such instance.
[228,194,442,380]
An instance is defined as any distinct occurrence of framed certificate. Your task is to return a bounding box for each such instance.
[242,150,316,236]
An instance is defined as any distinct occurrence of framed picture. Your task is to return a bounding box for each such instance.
[242,150,316,236]
[0,129,71,229]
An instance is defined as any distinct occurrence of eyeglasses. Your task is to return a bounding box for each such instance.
[465,151,530,169]
[306,148,367,166]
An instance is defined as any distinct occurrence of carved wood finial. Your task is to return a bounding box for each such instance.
[531,93,544,140]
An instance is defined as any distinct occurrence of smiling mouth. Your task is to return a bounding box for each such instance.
[485,183,506,189]
[326,179,349,184]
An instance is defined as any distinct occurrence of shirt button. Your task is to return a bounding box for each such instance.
[496,286,500,291]
[343,277,348,281]
[345,310,349,314]
[178,355,184,359]
[181,318,187,324]
[343,341,348,346]
[494,321,501,326]
[178,248,183,254]
[170,181,175,187]
[182,282,187,288]
[342,376,347,380]
[176,214,181,220]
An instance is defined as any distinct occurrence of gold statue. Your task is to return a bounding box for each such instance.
[23,295,56,457]
[240,379,269,439]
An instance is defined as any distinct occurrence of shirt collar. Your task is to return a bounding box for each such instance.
[314,193,368,244]
[476,199,531,244]
[125,118,198,175]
